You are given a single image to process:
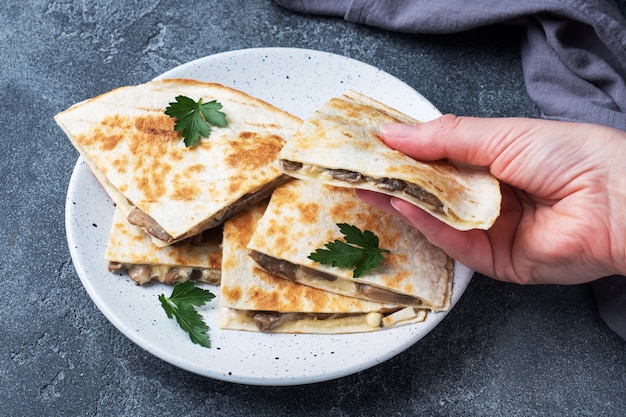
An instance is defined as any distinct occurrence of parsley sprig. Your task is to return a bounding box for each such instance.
[158,281,216,348]
[308,223,390,278]
[165,95,227,147]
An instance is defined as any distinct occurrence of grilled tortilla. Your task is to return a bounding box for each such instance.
[55,79,302,246]
[278,90,501,231]
[246,179,453,311]
[218,201,428,334]
[106,208,222,286]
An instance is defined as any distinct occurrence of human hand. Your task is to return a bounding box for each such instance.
[357,115,626,285]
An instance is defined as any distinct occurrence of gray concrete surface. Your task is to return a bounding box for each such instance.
[1,1,624,416]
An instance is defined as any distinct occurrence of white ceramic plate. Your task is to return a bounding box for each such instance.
[65,47,472,386]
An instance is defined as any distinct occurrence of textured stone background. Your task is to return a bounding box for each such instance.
[1,1,624,416]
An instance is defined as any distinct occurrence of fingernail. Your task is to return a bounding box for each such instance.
[379,123,417,140]
[390,197,403,212]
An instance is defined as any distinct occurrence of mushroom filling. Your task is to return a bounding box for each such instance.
[127,208,174,243]
[251,312,361,332]
[108,262,220,286]
[281,160,445,214]
[249,250,423,307]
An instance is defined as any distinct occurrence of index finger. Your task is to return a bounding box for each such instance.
[380,114,538,169]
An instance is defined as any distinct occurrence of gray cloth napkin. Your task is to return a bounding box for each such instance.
[274,0,626,129]
[274,0,626,340]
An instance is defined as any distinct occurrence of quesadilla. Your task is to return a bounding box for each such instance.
[246,179,454,311]
[278,90,501,231]
[106,208,222,285]
[218,200,428,334]
[55,79,302,246]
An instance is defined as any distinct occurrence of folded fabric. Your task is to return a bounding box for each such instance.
[593,276,626,339]
[274,0,626,130]
[274,0,626,341]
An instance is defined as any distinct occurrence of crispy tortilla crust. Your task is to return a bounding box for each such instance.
[217,201,428,334]
[278,90,501,231]
[246,180,453,311]
[55,79,302,246]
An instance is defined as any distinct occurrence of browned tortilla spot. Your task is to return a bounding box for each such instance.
[226,132,285,171]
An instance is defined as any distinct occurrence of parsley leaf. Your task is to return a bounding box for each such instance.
[308,223,390,278]
[165,95,227,147]
[158,281,216,348]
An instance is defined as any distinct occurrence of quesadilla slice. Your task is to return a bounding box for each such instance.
[106,208,222,285]
[55,79,302,246]
[278,90,501,231]
[246,179,454,311]
[218,200,428,334]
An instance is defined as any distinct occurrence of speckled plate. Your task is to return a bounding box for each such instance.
[65,47,472,386]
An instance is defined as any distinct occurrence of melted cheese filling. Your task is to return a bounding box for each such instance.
[108,262,220,286]
[220,306,426,333]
